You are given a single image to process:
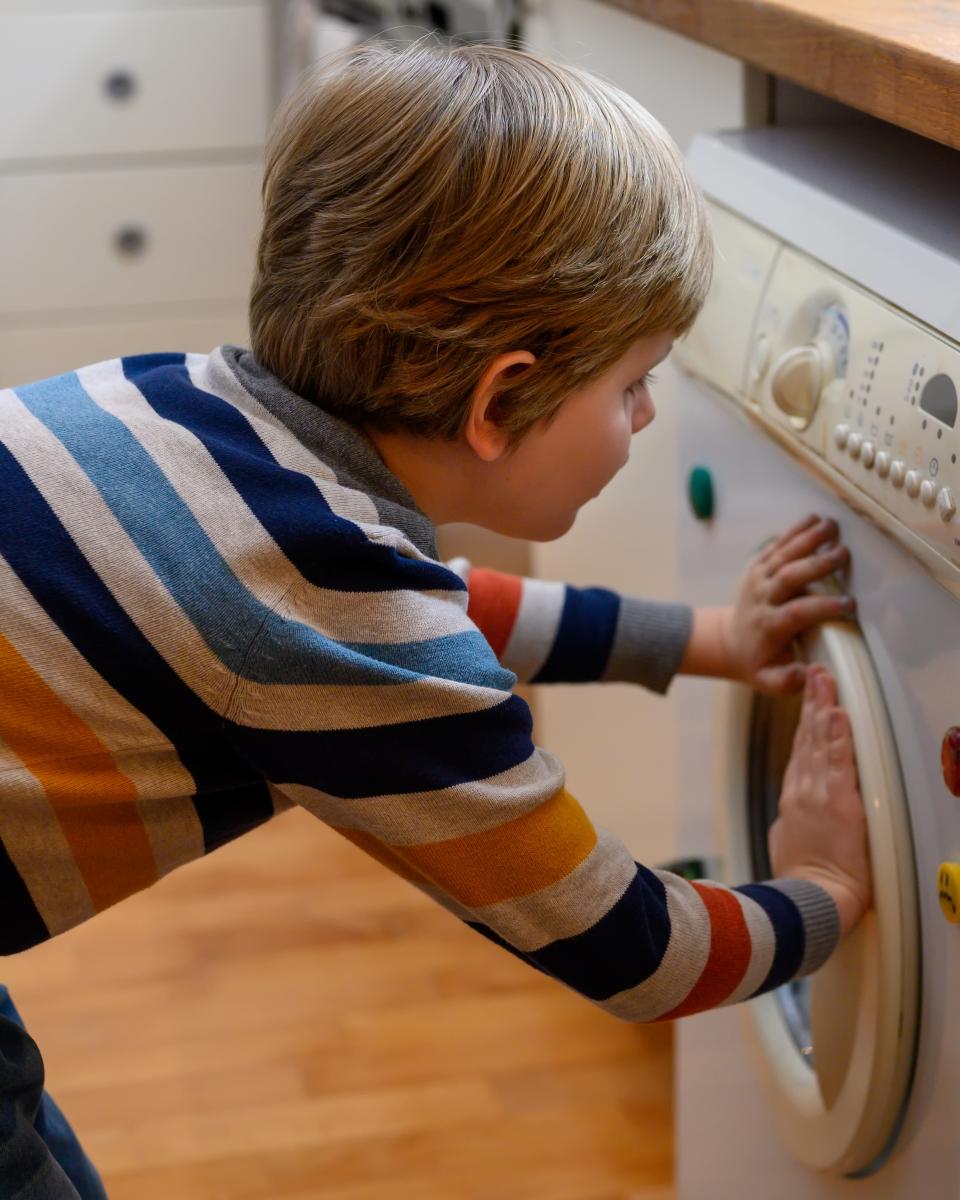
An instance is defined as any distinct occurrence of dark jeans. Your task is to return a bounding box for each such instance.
[0,988,107,1199]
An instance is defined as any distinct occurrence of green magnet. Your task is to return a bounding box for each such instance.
[688,465,715,521]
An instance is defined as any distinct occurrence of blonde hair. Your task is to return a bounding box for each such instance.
[250,39,713,441]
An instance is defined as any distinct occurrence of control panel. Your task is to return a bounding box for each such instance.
[675,202,960,591]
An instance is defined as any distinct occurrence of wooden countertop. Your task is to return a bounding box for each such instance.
[602,0,960,150]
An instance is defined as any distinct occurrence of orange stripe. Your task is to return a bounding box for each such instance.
[657,883,751,1020]
[0,631,157,911]
[467,567,524,658]
[339,788,596,909]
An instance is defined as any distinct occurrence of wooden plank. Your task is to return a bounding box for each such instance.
[601,0,960,149]
[4,809,673,1198]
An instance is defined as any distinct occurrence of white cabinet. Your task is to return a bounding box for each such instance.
[523,1,758,864]
[0,1,271,387]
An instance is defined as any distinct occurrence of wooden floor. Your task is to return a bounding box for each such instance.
[5,809,674,1199]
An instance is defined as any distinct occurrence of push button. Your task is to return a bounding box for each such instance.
[848,432,863,459]
[905,469,922,498]
[875,451,891,478]
[938,863,960,924]
[890,460,907,488]
[861,441,876,469]
[939,487,957,522]
[920,479,937,507]
[834,423,850,449]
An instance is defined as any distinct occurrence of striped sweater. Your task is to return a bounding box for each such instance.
[0,345,839,1019]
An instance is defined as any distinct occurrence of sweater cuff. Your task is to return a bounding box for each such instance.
[601,598,694,694]
[765,877,842,977]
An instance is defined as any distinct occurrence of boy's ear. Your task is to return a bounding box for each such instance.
[464,350,536,462]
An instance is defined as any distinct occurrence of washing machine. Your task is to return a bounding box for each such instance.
[672,123,960,1195]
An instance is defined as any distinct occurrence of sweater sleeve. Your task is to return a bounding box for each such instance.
[222,542,839,1023]
[445,559,693,694]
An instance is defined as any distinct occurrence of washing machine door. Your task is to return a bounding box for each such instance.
[720,616,920,1176]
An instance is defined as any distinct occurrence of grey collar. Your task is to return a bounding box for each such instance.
[220,346,439,560]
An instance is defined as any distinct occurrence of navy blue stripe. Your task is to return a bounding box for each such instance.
[193,782,274,853]
[122,356,461,594]
[225,694,534,798]
[531,586,620,683]
[737,883,805,996]
[465,865,670,1002]
[0,836,50,954]
[0,441,263,856]
[527,865,669,1000]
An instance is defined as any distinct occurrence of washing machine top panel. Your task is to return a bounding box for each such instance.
[676,143,960,595]
[687,124,960,345]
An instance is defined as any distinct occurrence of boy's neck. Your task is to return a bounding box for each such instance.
[365,427,482,528]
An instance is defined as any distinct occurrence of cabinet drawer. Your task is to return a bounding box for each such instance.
[0,5,269,161]
[0,307,250,391]
[0,161,262,317]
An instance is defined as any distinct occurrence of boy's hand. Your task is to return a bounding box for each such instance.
[769,665,872,936]
[719,513,854,695]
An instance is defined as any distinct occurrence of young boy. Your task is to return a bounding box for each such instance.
[0,40,870,1197]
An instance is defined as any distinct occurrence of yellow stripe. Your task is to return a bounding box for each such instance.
[336,788,597,909]
[0,631,157,911]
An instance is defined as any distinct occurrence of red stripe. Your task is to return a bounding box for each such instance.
[466,567,524,658]
[657,883,751,1020]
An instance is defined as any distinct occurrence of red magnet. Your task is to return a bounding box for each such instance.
[941,727,960,796]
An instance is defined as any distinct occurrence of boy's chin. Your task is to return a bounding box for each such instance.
[486,509,578,542]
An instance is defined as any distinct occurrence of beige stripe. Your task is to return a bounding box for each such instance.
[280,747,562,841]
[469,825,638,951]
[0,736,95,935]
[228,670,509,732]
[90,360,462,643]
[501,578,565,683]
[0,555,203,876]
[109,747,206,877]
[602,874,712,1021]
[191,350,381,524]
[2,392,493,731]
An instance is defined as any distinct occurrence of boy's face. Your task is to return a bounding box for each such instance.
[489,330,675,541]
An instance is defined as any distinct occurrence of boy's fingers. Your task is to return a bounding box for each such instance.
[772,593,856,638]
[761,516,839,574]
[766,544,849,604]
[757,513,819,563]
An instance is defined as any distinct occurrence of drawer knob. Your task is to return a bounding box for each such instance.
[103,70,137,102]
[113,225,148,258]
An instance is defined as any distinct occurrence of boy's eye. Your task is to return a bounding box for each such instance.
[627,372,657,396]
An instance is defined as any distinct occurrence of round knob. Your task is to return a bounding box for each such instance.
[860,441,876,468]
[890,459,907,488]
[920,479,937,507]
[905,469,922,498]
[847,432,863,459]
[939,487,956,522]
[834,423,850,449]
[770,343,830,430]
[875,451,891,478]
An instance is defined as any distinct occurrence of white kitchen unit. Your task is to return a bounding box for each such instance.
[522,0,761,863]
[0,0,271,388]
[675,122,960,1197]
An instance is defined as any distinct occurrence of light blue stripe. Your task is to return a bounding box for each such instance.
[342,630,515,691]
[14,372,468,689]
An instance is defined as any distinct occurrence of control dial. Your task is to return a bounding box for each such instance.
[771,303,849,431]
